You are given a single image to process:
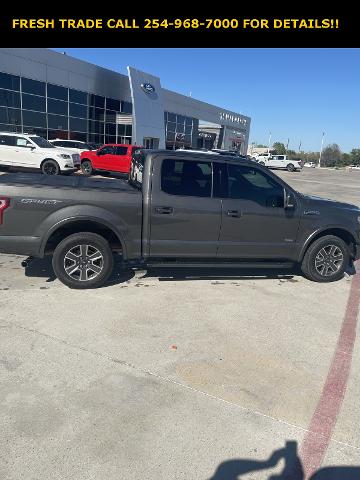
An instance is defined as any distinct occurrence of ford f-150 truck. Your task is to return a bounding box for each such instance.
[0,149,359,288]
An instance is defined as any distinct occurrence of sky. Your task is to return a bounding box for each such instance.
[52,48,360,153]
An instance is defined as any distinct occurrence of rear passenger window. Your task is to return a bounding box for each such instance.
[114,146,128,155]
[161,159,212,197]
[0,135,15,146]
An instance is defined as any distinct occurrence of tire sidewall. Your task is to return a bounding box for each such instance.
[302,236,349,282]
[52,232,114,289]
[287,164,295,172]
[81,160,93,176]
[42,159,60,175]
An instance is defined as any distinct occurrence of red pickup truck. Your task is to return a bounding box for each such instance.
[80,144,142,176]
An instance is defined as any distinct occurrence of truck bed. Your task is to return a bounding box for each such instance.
[0,173,138,194]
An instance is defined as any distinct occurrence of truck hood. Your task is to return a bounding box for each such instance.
[300,193,360,213]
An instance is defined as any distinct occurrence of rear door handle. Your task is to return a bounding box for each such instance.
[227,209,241,217]
[154,206,174,214]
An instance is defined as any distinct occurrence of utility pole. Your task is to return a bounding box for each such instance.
[267,131,272,154]
[318,132,325,168]
[298,140,302,153]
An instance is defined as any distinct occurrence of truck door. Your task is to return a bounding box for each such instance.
[217,163,300,259]
[149,157,222,257]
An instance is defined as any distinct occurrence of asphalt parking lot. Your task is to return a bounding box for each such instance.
[1,167,360,479]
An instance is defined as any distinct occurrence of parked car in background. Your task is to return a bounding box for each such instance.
[257,155,302,172]
[80,144,142,176]
[304,162,316,168]
[0,132,79,175]
[49,139,97,154]
[348,165,360,171]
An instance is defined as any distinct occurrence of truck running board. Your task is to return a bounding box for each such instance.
[145,261,294,269]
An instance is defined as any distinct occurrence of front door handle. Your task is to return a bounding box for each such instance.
[154,206,174,214]
[227,209,241,217]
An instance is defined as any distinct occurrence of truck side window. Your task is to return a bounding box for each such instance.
[114,146,128,155]
[227,164,284,208]
[161,159,212,197]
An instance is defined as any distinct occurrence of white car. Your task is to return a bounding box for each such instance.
[49,139,96,154]
[0,132,80,175]
[257,155,302,172]
[348,164,360,171]
[304,162,316,168]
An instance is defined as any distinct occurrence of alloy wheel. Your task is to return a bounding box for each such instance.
[63,244,104,282]
[314,244,344,277]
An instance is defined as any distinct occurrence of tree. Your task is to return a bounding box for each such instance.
[272,142,286,155]
[349,148,360,165]
[321,144,341,167]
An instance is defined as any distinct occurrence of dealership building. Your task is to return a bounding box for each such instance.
[0,48,250,152]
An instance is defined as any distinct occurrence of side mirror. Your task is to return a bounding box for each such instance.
[26,145,35,150]
[284,190,296,209]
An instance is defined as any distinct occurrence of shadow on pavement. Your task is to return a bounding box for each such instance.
[24,256,135,286]
[22,257,358,286]
[208,441,360,479]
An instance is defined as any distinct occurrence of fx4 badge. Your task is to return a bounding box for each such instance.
[20,198,63,205]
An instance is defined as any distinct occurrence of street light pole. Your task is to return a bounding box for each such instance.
[318,132,325,168]
[267,131,272,154]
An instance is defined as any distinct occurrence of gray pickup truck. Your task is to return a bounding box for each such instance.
[0,149,359,288]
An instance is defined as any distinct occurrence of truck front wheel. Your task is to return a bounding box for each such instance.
[52,232,114,289]
[301,235,349,282]
[286,163,295,172]
[81,160,93,176]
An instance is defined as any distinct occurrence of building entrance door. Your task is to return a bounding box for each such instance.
[143,137,159,149]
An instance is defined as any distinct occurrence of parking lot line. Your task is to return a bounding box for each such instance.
[300,261,360,478]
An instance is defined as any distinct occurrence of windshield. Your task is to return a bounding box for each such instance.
[30,136,55,148]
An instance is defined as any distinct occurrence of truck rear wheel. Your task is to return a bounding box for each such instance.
[301,235,349,282]
[52,232,114,289]
[286,163,295,172]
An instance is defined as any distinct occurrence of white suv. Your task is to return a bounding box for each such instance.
[0,132,80,175]
[49,139,96,154]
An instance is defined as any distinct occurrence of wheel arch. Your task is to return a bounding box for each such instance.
[299,227,357,262]
[40,218,126,258]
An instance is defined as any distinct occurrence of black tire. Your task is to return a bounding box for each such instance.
[52,232,114,289]
[286,163,295,172]
[301,235,349,282]
[81,160,93,176]
[41,159,60,175]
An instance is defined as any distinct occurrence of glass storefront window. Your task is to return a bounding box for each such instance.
[22,110,46,128]
[48,114,68,130]
[105,123,116,136]
[167,112,176,123]
[69,89,88,105]
[22,94,46,112]
[0,72,20,91]
[121,101,132,114]
[89,94,105,109]
[0,89,21,109]
[48,129,69,140]
[88,120,104,134]
[0,107,21,126]
[106,98,121,111]
[47,98,68,116]
[47,83,68,101]
[22,78,46,96]
[69,117,87,132]
[0,123,21,133]
[69,103,87,118]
